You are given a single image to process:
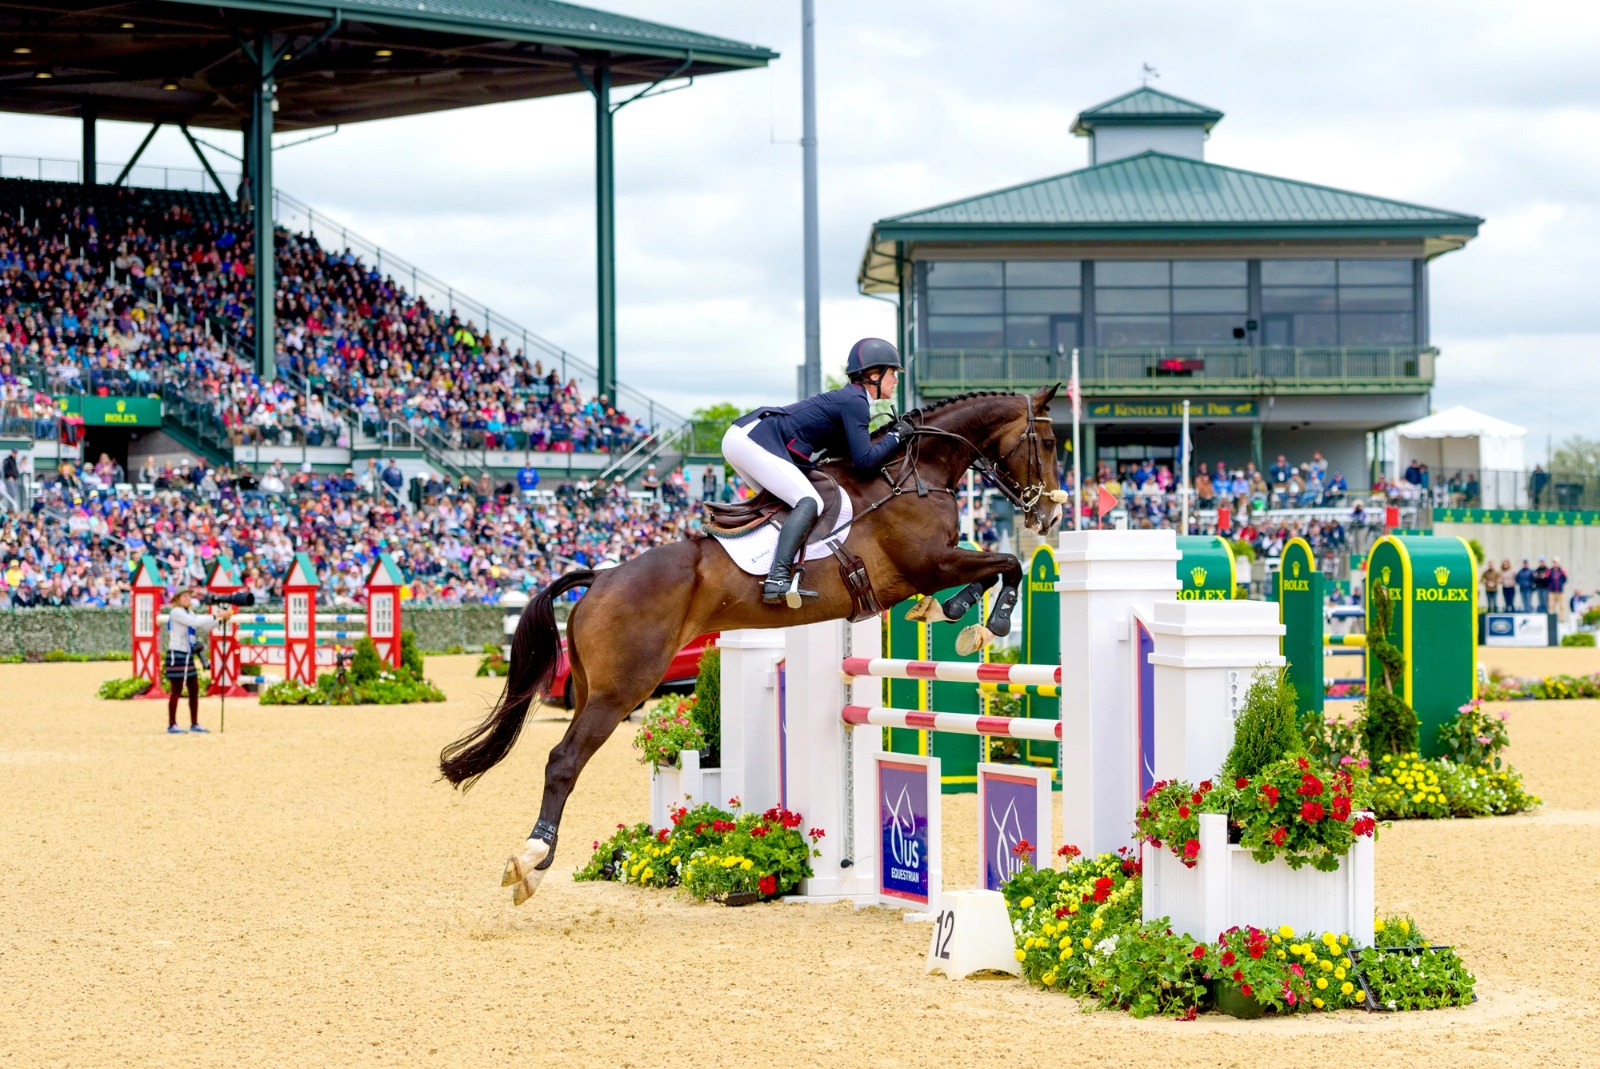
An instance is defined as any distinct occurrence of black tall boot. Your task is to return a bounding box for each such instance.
[762,497,820,607]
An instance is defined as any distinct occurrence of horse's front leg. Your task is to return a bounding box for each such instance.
[904,548,1024,656]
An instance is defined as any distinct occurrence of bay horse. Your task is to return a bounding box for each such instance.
[440,386,1062,904]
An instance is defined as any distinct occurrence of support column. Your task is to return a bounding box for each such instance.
[81,105,97,186]
[1082,422,1097,480]
[251,33,276,383]
[593,65,616,404]
[1250,420,1263,474]
[799,0,821,398]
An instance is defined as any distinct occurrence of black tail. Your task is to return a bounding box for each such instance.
[439,569,596,789]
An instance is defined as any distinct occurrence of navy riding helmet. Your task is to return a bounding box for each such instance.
[845,338,903,380]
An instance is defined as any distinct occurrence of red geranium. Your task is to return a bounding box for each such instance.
[1220,950,1236,967]
[1260,784,1280,807]
[1192,944,1207,960]
[1301,800,1325,823]
[1240,983,1254,997]
[1058,843,1082,859]
[1331,796,1352,821]
[1297,773,1324,797]
[1182,839,1200,862]
[1177,805,1190,819]
[1353,815,1377,837]
[758,874,777,896]
[1235,776,1249,789]
[1270,826,1287,847]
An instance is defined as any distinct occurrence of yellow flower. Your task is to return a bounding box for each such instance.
[1014,949,1027,962]
[1271,934,1282,944]
[1042,972,1058,986]
[1082,937,1092,948]
[1339,934,1350,947]
[642,867,654,880]
[1279,925,1295,939]
[1398,920,1411,935]
[1316,977,1328,990]
[1020,896,1035,909]
[1276,950,1286,960]
[1341,981,1354,995]
[1059,937,1072,949]
[1335,967,1346,980]
[740,859,754,870]
[1090,917,1104,932]
[1374,918,1387,933]
[1060,947,1074,960]
[1312,997,1325,1009]
[1319,959,1333,972]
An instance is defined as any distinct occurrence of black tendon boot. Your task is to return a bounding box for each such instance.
[762,497,821,607]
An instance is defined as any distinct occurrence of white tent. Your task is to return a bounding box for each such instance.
[1395,406,1527,507]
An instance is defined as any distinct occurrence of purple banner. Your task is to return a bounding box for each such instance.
[1137,618,1156,795]
[982,771,1039,890]
[879,759,931,904]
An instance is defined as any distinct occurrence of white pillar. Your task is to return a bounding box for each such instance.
[784,617,882,903]
[1057,530,1182,857]
[1149,600,1286,785]
[717,629,788,814]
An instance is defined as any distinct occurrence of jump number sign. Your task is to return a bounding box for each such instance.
[931,908,956,961]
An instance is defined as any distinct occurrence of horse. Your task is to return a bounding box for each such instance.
[439,386,1063,904]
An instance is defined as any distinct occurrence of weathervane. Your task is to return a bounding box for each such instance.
[1141,62,1160,86]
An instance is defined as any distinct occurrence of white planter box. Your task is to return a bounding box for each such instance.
[649,748,723,830]
[1142,813,1374,946]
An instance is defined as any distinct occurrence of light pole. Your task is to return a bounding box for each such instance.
[799,0,821,398]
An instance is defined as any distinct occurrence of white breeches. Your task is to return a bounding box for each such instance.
[721,422,825,510]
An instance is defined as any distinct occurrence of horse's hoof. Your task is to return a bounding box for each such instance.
[955,624,994,657]
[501,837,550,887]
[904,597,944,623]
[511,868,547,906]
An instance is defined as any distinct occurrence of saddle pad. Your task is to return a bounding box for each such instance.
[709,491,854,576]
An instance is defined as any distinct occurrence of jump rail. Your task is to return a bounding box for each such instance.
[840,656,1061,687]
[841,704,1063,742]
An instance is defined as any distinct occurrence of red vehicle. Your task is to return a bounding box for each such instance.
[549,631,718,709]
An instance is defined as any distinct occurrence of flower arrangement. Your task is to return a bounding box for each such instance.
[1204,926,1362,1014]
[575,801,822,903]
[97,676,154,700]
[475,643,508,677]
[1134,779,1220,867]
[1360,913,1476,1010]
[1360,752,1539,819]
[632,695,705,770]
[1229,756,1375,872]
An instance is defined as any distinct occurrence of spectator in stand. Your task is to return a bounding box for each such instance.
[1550,557,1569,619]
[641,463,661,502]
[1500,559,1517,615]
[1193,464,1214,510]
[1481,556,1501,611]
[381,459,404,500]
[1516,559,1535,613]
[1403,460,1423,489]
[700,465,718,501]
[516,460,540,501]
[2,449,19,511]
[1534,557,1551,613]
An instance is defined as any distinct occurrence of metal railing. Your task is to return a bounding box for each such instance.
[1397,468,1600,512]
[0,154,240,195]
[914,345,1434,390]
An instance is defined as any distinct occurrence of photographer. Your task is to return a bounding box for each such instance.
[163,588,235,734]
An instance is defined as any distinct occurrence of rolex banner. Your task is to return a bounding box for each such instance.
[1277,538,1324,722]
[1176,535,1238,600]
[1365,536,1478,758]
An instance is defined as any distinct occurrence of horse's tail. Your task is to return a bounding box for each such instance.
[439,569,596,789]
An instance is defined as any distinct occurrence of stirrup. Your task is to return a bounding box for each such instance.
[763,567,818,608]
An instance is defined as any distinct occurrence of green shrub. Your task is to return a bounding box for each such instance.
[1466,539,1485,567]
[1561,632,1595,647]
[97,676,153,700]
[1230,539,1257,562]
[1221,667,1301,781]
[259,670,445,706]
[476,642,509,677]
[1583,607,1600,627]
[402,629,427,675]
[349,637,383,684]
[692,645,721,767]
[44,649,90,662]
[1359,584,1419,757]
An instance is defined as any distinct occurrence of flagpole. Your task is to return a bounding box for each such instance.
[1071,348,1081,532]
[1180,399,1190,535]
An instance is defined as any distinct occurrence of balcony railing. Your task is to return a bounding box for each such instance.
[913,346,1434,391]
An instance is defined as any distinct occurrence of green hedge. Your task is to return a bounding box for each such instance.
[0,604,504,657]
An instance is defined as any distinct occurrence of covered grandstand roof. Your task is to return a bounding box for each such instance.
[0,0,776,129]
[1069,87,1224,134]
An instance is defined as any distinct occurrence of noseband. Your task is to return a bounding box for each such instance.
[896,398,1054,515]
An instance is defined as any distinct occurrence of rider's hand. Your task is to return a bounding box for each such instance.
[885,417,914,439]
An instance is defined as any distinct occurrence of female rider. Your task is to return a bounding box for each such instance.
[721,338,908,605]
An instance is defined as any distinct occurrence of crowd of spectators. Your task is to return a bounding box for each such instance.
[1,453,697,608]
[0,192,648,453]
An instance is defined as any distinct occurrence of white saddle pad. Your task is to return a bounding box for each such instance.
[709,492,854,576]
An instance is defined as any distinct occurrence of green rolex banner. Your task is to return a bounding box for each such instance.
[1021,543,1060,778]
[1176,535,1238,600]
[1365,535,1478,758]
[1278,537,1323,723]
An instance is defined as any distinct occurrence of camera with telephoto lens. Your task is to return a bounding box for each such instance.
[200,591,256,608]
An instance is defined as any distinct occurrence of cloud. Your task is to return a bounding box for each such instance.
[1,0,1595,445]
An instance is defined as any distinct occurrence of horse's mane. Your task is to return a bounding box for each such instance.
[903,390,1020,423]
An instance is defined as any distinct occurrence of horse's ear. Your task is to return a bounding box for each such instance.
[1032,383,1060,411]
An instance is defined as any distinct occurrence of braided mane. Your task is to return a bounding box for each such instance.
[903,390,1019,422]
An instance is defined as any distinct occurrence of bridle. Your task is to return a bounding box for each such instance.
[896,397,1056,514]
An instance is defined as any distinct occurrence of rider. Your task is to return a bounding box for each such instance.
[722,338,909,604]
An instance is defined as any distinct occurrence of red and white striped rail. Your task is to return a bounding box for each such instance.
[840,656,1060,687]
[841,704,1062,742]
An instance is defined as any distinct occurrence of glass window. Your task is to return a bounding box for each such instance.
[927,316,1003,347]
[1172,261,1247,286]
[926,262,1002,287]
[1005,316,1052,348]
[1006,261,1080,287]
[1095,261,1170,286]
[1096,316,1170,347]
[1173,288,1247,313]
[1261,260,1336,286]
[1174,315,1246,345]
[1291,314,1339,346]
[1339,260,1412,285]
[1006,289,1081,314]
[1261,287,1337,313]
[1340,314,1414,344]
[1096,289,1170,314]
[927,289,1003,315]
[1338,286,1413,312]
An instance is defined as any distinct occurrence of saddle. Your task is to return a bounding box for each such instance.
[703,468,846,547]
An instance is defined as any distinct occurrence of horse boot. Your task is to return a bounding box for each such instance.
[762,497,820,608]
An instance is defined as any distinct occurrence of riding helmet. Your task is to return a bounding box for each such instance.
[845,338,903,380]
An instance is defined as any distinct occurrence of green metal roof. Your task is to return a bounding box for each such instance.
[859,151,1483,291]
[1071,87,1223,134]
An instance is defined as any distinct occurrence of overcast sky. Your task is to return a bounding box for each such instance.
[3,0,1598,453]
